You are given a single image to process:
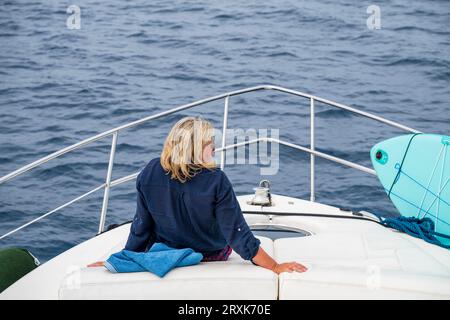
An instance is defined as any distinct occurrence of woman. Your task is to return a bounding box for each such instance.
[90,117,307,274]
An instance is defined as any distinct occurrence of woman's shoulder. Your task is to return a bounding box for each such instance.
[148,157,161,167]
[141,157,162,172]
[137,157,164,182]
[201,166,232,188]
[199,165,222,175]
[139,158,229,186]
[198,165,229,181]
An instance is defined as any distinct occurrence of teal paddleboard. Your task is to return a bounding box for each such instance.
[370,133,450,246]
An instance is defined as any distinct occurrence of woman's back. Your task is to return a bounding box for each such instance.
[124,157,261,260]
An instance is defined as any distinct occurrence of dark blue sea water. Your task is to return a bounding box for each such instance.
[0,0,449,262]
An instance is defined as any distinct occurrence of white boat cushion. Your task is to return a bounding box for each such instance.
[279,265,450,299]
[275,233,450,299]
[59,236,277,300]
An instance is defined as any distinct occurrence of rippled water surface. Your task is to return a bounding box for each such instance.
[0,0,449,261]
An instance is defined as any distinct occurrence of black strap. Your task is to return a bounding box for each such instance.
[387,133,422,199]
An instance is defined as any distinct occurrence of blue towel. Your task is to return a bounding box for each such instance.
[104,243,203,277]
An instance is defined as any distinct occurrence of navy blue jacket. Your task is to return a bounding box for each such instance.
[124,158,261,260]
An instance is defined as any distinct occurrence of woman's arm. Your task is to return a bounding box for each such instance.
[214,174,261,260]
[251,246,307,274]
[124,177,156,252]
[214,172,307,274]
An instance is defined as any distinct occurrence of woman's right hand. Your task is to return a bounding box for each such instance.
[272,262,307,274]
[87,261,104,267]
[251,246,308,274]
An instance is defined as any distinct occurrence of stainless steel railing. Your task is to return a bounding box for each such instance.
[0,85,420,240]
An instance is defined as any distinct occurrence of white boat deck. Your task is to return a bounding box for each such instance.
[2,194,449,300]
[1,85,447,299]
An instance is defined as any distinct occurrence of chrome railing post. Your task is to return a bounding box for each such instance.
[98,131,118,234]
[310,98,315,202]
[220,96,229,170]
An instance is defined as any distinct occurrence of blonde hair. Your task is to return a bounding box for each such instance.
[161,116,216,183]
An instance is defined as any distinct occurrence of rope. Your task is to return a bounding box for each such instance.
[379,215,450,249]
[387,133,422,198]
